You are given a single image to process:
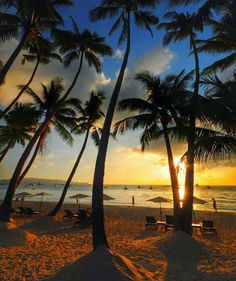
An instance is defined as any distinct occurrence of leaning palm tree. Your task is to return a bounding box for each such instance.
[114,70,193,231]
[159,9,207,234]
[89,0,159,250]
[0,0,72,85]
[0,103,39,163]
[15,82,80,188]
[0,78,79,222]
[0,24,111,222]
[49,91,105,217]
[0,38,62,120]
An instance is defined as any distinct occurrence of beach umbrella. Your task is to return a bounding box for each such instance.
[70,193,90,209]
[147,196,172,220]
[14,192,34,206]
[193,196,207,222]
[193,196,207,205]
[34,192,53,211]
[103,194,115,201]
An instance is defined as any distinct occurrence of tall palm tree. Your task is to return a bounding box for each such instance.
[114,70,193,231]
[0,0,72,85]
[0,24,111,222]
[0,103,39,163]
[159,9,207,234]
[198,1,236,73]
[15,82,80,188]
[0,38,62,119]
[49,91,105,216]
[89,0,159,250]
[0,78,79,221]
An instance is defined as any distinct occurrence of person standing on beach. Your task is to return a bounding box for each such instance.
[212,198,217,213]
[132,196,135,207]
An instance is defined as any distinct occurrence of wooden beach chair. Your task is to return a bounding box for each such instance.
[18,206,27,215]
[63,209,78,220]
[25,207,39,215]
[145,216,157,230]
[164,215,174,231]
[74,209,92,227]
[201,220,217,235]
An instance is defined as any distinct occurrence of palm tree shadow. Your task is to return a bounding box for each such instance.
[159,232,236,281]
[158,232,206,281]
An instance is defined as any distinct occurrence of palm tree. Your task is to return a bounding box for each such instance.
[0,23,111,222]
[114,70,193,231]
[89,0,159,250]
[197,1,236,73]
[159,9,207,234]
[15,81,80,188]
[49,91,105,217]
[0,38,62,119]
[0,0,72,85]
[201,74,236,133]
[0,103,39,163]
[0,78,79,222]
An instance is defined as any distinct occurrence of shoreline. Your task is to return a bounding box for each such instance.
[0,201,236,280]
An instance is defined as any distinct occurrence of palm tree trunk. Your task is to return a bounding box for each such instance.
[0,32,28,86]
[0,53,85,222]
[0,59,40,120]
[181,38,200,234]
[49,129,90,216]
[0,116,51,222]
[163,125,181,231]
[0,142,12,163]
[16,131,45,187]
[92,14,131,251]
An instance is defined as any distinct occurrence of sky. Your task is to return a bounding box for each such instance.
[0,1,235,185]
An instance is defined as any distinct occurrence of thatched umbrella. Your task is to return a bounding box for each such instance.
[34,192,53,211]
[15,192,34,206]
[70,193,90,209]
[103,194,115,201]
[147,196,172,220]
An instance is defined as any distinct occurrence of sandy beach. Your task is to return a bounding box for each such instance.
[0,201,235,281]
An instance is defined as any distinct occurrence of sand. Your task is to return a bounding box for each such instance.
[0,201,235,281]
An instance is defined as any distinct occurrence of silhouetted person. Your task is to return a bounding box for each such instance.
[212,198,217,213]
[132,196,135,207]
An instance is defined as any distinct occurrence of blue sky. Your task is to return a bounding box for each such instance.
[0,1,235,185]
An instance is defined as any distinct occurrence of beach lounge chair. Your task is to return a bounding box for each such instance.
[165,215,174,231]
[145,216,158,229]
[74,209,92,227]
[201,220,217,235]
[18,206,27,215]
[25,207,39,215]
[63,209,78,220]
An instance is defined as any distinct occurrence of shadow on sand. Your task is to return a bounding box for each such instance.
[159,231,236,281]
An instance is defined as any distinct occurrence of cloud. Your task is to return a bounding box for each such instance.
[113,48,124,60]
[96,46,175,121]
[0,41,111,106]
[132,47,174,75]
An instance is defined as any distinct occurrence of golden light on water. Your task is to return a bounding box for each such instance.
[175,158,186,206]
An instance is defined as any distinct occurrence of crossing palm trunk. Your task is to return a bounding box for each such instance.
[0,32,28,86]
[16,131,46,187]
[92,13,131,250]
[181,38,200,234]
[0,52,85,222]
[49,129,90,216]
[0,116,52,222]
[0,59,40,120]
[0,142,12,163]
[163,125,181,231]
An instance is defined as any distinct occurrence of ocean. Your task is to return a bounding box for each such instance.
[0,183,235,213]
